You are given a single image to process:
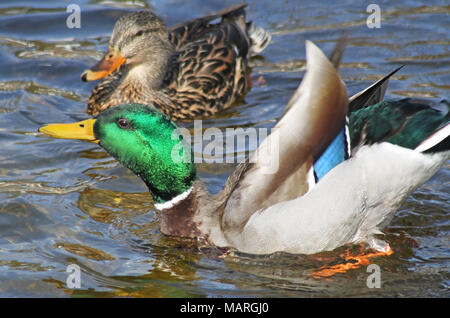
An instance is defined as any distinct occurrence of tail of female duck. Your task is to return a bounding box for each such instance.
[171,3,271,58]
[246,22,271,56]
[222,4,272,56]
[217,3,271,57]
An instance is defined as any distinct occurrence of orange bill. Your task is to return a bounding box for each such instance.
[81,49,126,81]
[39,118,99,143]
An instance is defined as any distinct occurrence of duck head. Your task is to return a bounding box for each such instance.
[39,104,196,204]
[81,11,173,84]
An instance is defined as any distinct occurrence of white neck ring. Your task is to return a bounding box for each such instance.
[154,186,193,211]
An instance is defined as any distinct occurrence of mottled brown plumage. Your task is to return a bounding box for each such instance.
[83,4,271,120]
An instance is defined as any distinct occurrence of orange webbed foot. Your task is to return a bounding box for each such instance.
[312,244,393,279]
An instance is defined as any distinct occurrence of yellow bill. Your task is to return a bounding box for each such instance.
[39,118,98,143]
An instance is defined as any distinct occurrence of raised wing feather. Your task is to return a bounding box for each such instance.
[312,65,405,180]
[222,41,348,231]
[349,65,404,112]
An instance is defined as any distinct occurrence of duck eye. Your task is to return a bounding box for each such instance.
[116,118,131,129]
[135,30,144,37]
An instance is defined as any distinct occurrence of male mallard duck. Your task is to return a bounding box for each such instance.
[40,41,449,257]
[81,3,271,119]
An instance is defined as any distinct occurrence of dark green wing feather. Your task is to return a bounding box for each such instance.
[349,98,449,150]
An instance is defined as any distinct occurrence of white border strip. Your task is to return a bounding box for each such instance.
[154,186,193,211]
[414,123,450,153]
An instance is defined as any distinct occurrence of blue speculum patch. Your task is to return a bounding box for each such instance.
[313,128,349,181]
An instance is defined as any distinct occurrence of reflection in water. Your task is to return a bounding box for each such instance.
[0,0,448,297]
[77,187,152,223]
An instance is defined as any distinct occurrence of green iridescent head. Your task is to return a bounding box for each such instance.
[93,104,196,203]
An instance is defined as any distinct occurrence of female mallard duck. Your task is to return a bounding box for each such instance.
[81,3,271,119]
[40,41,449,258]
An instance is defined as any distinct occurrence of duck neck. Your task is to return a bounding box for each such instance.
[154,183,204,239]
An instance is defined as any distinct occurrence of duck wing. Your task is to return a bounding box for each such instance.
[168,3,248,49]
[234,99,449,255]
[328,34,348,69]
[163,4,271,118]
[349,65,404,112]
[164,21,250,118]
[349,98,449,151]
[313,65,404,180]
[221,41,348,231]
